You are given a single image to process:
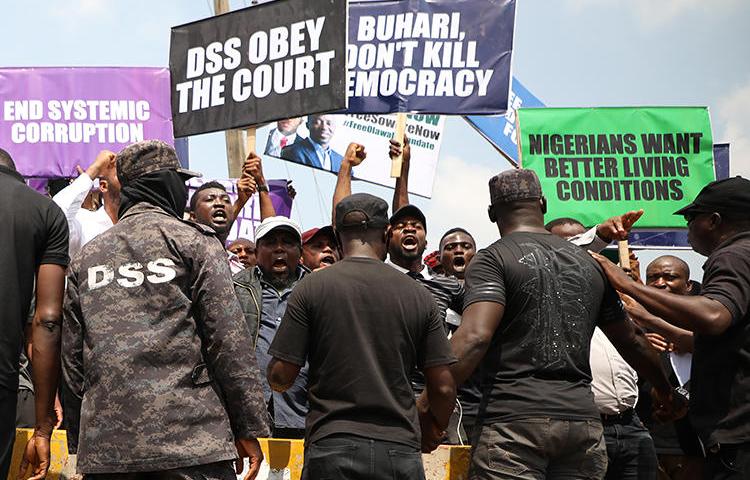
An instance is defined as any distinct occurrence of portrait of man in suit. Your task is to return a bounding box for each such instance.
[280,114,344,173]
[263,117,306,157]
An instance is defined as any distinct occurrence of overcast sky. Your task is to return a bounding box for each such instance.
[3,0,748,278]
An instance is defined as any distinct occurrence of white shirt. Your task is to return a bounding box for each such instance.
[589,327,639,415]
[265,128,299,157]
[227,250,245,275]
[569,226,610,252]
[52,174,114,258]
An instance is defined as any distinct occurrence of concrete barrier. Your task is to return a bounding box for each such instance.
[10,429,471,480]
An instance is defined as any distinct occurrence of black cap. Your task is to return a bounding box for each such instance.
[389,204,427,230]
[674,176,750,217]
[335,193,390,231]
[116,140,201,185]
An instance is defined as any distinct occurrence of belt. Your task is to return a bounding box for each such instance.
[600,408,635,424]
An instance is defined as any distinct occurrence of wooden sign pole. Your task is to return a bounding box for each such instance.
[390,113,408,178]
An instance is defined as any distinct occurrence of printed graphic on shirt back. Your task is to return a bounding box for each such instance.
[517,242,598,371]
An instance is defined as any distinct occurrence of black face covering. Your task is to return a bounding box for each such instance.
[118,170,189,219]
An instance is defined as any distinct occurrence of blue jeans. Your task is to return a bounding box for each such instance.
[302,434,425,480]
[602,411,658,480]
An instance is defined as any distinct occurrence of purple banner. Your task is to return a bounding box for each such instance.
[188,178,293,244]
[0,67,175,178]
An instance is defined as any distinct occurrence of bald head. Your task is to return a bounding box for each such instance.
[0,148,16,171]
[646,255,692,295]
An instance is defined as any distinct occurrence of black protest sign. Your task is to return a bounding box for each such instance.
[170,0,348,137]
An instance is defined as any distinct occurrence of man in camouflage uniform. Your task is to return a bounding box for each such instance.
[62,140,270,479]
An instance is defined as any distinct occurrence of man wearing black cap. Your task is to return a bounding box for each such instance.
[267,193,457,479]
[434,168,676,479]
[300,225,339,270]
[61,140,269,479]
[592,176,750,479]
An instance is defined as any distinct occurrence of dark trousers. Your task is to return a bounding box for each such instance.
[1,387,18,480]
[470,418,608,479]
[703,443,750,480]
[16,389,35,428]
[85,460,236,479]
[602,411,658,479]
[302,434,425,480]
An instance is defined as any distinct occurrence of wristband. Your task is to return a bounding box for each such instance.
[257,184,269,193]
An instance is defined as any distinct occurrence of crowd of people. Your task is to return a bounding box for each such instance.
[1,133,748,480]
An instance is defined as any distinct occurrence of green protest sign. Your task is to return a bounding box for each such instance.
[517,107,715,228]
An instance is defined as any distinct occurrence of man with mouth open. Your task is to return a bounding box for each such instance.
[241,216,310,439]
[439,228,477,281]
[300,226,339,271]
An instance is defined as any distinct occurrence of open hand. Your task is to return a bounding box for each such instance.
[597,210,644,242]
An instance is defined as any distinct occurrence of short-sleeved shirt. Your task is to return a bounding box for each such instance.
[0,166,69,391]
[463,231,625,425]
[690,231,750,447]
[269,256,455,448]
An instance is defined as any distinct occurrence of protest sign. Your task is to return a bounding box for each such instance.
[257,112,445,198]
[0,67,174,178]
[188,178,293,244]
[518,107,715,228]
[465,77,544,165]
[346,0,516,114]
[170,0,348,137]
[628,143,731,248]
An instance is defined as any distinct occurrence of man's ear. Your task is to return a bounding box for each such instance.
[99,179,109,193]
[189,211,196,221]
[487,204,497,223]
[686,280,694,294]
[540,196,548,215]
[710,212,723,230]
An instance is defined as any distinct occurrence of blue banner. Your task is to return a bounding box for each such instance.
[464,77,544,164]
[346,0,516,114]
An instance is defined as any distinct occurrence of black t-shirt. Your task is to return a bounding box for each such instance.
[269,256,455,448]
[690,231,750,447]
[0,167,69,391]
[463,231,625,424]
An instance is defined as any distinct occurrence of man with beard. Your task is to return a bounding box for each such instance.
[439,228,477,281]
[235,216,309,439]
[228,238,257,270]
[591,176,750,479]
[281,114,344,173]
[61,140,269,479]
[264,117,305,157]
[300,226,339,271]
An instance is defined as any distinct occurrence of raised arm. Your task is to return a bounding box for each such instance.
[390,137,411,212]
[331,143,366,224]
[235,152,273,220]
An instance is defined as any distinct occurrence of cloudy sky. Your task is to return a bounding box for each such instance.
[2,0,749,274]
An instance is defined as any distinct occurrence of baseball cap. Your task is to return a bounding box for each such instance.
[335,193,390,231]
[389,204,427,230]
[116,140,202,185]
[254,216,303,242]
[301,225,338,246]
[488,169,542,205]
[674,176,750,217]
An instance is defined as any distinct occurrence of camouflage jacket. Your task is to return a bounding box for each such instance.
[62,202,270,474]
